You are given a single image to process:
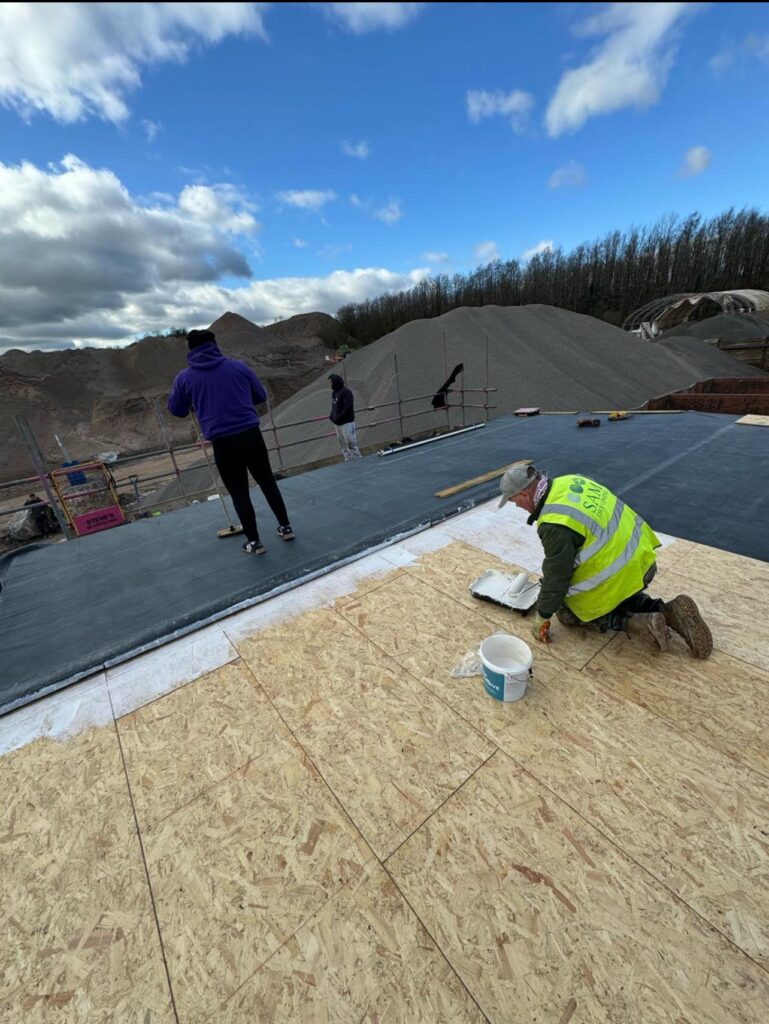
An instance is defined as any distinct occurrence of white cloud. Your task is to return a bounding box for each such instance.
[196,267,431,326]
[680,145,711,177]
[142,119,161,142]
[293,237,309,248]
[466,89,534,133]
[474,241,500,263]
[548,160,587,189]
[341,140,370,159]
[0,154,430,351]
[710,33,769,75]
[374,198,403,224]
[276,189,337,211]
[323,3,425,34]
[0,155,255,348]
[522,240,554,261]
[423,251,450,264]
[179,183,258,234]
[546,3,693,137]
[350,193,363,207]
[0,2,267,123]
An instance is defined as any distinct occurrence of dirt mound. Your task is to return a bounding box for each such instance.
[270,304,767,468]
[265,312,353,349]
[209,312,282,354]
[0,312,331,481]
[658,311,769,342]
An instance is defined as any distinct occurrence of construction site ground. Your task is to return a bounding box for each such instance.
[2,411,769,1022]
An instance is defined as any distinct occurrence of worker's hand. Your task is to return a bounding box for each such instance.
[531,613,552,644]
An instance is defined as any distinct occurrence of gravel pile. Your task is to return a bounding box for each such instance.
[658,311,769,342]
[658,334,769,374]
[270,304,766,468]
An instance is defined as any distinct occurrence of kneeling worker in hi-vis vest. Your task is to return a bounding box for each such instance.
[498,463,713,658]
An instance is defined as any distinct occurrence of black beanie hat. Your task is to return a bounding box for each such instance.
[187,329,216,350]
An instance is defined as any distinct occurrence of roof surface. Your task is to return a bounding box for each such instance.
[2,410,768,715]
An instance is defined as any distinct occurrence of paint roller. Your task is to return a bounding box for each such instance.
[506,572,530,596]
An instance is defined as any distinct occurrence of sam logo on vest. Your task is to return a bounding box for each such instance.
[567,477,587,503]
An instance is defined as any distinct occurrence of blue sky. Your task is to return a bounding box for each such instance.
[1,1,768,350]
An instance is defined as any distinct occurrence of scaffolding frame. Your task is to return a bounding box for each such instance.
[1,342,496,537]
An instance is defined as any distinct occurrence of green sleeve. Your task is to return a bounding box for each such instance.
[536,522,583,618]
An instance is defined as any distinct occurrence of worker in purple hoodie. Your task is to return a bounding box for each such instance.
[168,329,294,554]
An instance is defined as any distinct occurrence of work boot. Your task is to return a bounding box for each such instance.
[663,595,713,659]
[556,607,581,628]
[625,612,670,652]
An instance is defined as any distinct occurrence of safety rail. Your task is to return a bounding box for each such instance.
[2,345,497,540]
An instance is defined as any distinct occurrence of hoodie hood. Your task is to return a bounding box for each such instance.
[187,340,226,371]
[329,373,344,391]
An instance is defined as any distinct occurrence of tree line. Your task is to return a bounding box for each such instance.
[335,208,769,344]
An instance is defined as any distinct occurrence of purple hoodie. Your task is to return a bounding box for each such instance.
[168,341,267,440]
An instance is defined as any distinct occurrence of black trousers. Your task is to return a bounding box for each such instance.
[212,426,289,542]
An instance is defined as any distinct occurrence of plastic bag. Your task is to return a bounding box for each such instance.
[450,650,483,678]
[450,630,510,679]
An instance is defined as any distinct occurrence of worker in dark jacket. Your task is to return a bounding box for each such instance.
[24,493,56,536]
[498,463,712,658]
[168,329,294,554]
[328,373,361,460]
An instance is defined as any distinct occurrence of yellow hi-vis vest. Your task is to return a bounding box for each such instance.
[537,475,660,622]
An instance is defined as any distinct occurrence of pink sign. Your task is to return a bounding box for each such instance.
[73,505,125,536]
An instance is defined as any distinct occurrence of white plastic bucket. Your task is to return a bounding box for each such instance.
[480,633,532,702]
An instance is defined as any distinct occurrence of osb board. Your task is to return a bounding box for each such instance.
[401,539,613,670]
[141,736,373,1024]
[737,414,769,426]
[235,608,494,860]
[478,659,769,967]
[0,725,173,1023]
[652,545,769,674]
[675,542,769,594]
[586,633,769,778]
[653,537,698,574]
[236,607,402,710]
[652,566,769,674]
[337,570,571,738]
[117,660,287,830]
[387,753,769,1024]
[221,863,485,1023]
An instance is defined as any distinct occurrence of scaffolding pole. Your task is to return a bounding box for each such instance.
[485,335,490,424]
[54,433,73,463]
[263,388,285,473]
[442,332,451,432]
[393,354,405,439]
[14,416,71,538]
[152,398,189,502]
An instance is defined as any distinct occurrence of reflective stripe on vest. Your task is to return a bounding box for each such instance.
[567,514,642,595]
[537,476,659,621]
[540,499,626,566]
